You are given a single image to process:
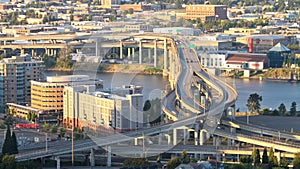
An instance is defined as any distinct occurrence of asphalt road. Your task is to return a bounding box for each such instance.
[237,115,300,131]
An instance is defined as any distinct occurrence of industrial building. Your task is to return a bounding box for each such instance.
[0,54,44,111]
[63,85,144,133]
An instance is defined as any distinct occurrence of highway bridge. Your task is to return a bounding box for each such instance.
[14,33,300,167]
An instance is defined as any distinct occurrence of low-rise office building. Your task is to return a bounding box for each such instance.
[63,85,143,133]
[31,75,103,114]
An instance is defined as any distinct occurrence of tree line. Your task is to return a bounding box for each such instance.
[246,93,299,116]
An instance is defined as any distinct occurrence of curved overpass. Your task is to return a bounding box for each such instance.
[15,34,238,161]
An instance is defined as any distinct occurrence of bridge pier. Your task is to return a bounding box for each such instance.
[107,146,112,167]
[199,130,206,146]
[132,48,135,61]
[173,128,177,145]
[194,124,199,145]
[158,132,162,145]
[154,40,157,67]
[148,48,151,64]
[56,156,60,169]
[127,48,131,60]
[134,138,138,146]
[21,48,25,55]
[120,41,123,59]
[216,153,221,162]
[139,41,142,64]
[163,38,167,70]
[183,129,187,145]
[213,136,221,147]
[90,148,95,167]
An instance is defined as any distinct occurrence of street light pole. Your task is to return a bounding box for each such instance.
[45,133,48,152]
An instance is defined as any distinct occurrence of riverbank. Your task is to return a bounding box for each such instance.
[46,64,163,75]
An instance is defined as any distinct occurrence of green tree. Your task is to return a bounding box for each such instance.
[269,147,278,168]
[247,93,262,114]
[181,150,190,164]
[70,14,74,21]
[60,127,66,137]
[143,100,151,111]
[175,0,181,9]
[123,158,149,167]
[11,132,18,154]
[1,155,16,169]
[128,8,134,14]
[2,125,12,155]
[42,122,49,131]
[252,148,260,166]
[281,154,288,168]
[290,101,297,116]
[262,147,268,164]
[50,125,57,133]
[278,103,286,115]
[240,155,252,163]
[167,156,181,169]
[293,152,300,169]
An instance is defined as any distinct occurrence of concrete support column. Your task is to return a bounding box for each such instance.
[194,124,199,145]
[21,48,25,55]
[139,41,142,64]
[214,136,221,147]
[120,41,123,59]
[56,157,60,169]
[107,146,111,167]
[148,48,151,64]
[132,48,135,61]
[31,49,35,57]
[127,48,131,60]
[163,39,167,70]
[45,48,48,55]
[173,128,177,145]
[90,148,95,167]
[227,138,232,147]
[199,154,204,160]
[277,151,281,165]
[134,138,138,146]
[95,40,99,57]
[216,153,221,162]
[53,49,57,56]
[199,130,206,146]
[158,133,162,145]
[154,40,157,67]
[183,129,187,145]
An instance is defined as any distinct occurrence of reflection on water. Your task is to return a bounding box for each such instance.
[46,71,300,112]
[45,71,169,102]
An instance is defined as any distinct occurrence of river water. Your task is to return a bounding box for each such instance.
[45,71,300,112]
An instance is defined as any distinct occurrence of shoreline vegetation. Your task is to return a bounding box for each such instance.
[47,64,300,82]
[47,63,163,75]
[221,68,300,82]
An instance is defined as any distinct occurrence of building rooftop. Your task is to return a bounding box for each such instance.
[269,42,290,52]
[250,34,285,40]
[46,75,91,83]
